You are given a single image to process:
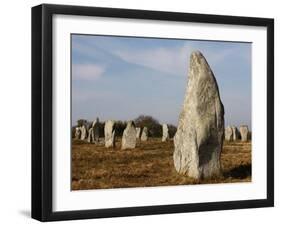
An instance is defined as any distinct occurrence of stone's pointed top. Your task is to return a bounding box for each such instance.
[189,51,212,76]
[190,50,208,64]
[190,50,204,58]
[126,120,135,127]
[106,119,115,124]
[188,51,223,114]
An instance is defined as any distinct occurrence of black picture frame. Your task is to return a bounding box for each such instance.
[32,4,274,222]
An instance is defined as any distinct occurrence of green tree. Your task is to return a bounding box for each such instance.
[77,119,87,127]
[168,124,177,138]
[134,115,162,137]
[114,120,126,137]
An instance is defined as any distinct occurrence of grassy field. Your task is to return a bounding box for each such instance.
[71,138,251,190]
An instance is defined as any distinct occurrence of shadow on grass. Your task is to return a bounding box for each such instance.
[223,164,252,179]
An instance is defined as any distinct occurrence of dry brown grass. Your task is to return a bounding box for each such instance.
[71,138,251,190]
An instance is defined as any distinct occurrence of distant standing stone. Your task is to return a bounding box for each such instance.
[104,120,116,148]
[239,125,249,141]
[225,126,233,141]
[92,118,100,143]
[162,124,169,142]
[87,127,93,143]
[136,127,141,139]
[121,121,137,149]
[231,126,239,141]
[80,125,87,140]
[74,127,81,139]
[141,127,148,141]
[173,51,225,179]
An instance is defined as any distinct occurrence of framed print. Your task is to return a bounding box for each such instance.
[31,4,274,222]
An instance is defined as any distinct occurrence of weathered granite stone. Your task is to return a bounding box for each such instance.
[80,125,87,140]
[173,51,225,179]
[136,127,141,139]
[74,127,81,140]
[231,126,239,141]
[121,121,137,149]
[225,126,233,141]
[104,120,116,148]
[92,118,100,143]
[141,127,148,141]
[87,127,93,143]
[239,125,249,141]
[87,118,100,143]
[162,124,169,142]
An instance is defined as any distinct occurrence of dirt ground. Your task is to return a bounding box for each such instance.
[71,138,251,190]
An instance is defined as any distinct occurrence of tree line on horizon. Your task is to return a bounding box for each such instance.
[72,115,177,138]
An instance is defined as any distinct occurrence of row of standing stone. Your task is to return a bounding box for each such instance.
[225,125,250,142]
[74,118,170,149]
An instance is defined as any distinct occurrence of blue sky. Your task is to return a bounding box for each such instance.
[72,34,252,128]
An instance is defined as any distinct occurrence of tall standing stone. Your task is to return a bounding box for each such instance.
[225,126,233,141]
[80,125,87,140]
[173,51,224,179]
[121,121,137,149]
[136,127,141,139]
[239,125,249,141]
[104,120,116,148]
[231,126,239,141]
[162,124,169,142]
[141,127,148,141]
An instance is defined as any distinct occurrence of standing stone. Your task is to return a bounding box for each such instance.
[162,124,169,142]
[141,127,148,141]
[80,125,87,140]
[231,126,239,141]
[121,121,137,149]
[104,120,116,148]
[74,127,81,139]
[239,125,249,141]
[87,127,93,143]
[225,126,233,141]
[136,127,141,139]
[173,51,224,179]
[87,118,100,143]
[85,121,91,131]
[92,118,100,143]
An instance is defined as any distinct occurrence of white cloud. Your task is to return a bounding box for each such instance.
[113,44,191,76]
[112,42,232,77]
[72,64,105,81]
[112,42,243,77]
